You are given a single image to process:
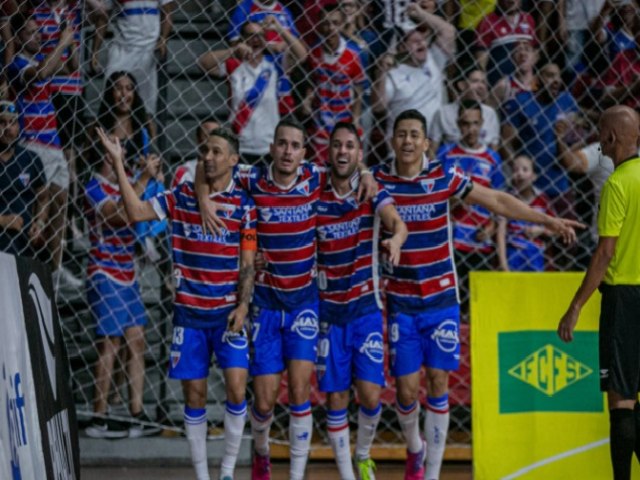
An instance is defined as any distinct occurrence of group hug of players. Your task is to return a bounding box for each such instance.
[95,108,581,480]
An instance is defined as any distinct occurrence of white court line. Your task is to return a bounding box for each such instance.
[501,438,610,479]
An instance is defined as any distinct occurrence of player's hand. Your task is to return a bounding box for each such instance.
[263,15,283,33]
[525,225,546,239]
[558,305,580,342]
[199,197,226,237]
[96,127,125,166]
[375,53,395,75]
[227,303,249,333]
[382,236,403,266]
[357,171,377,203]
[254,250,268,271]
[544,217,585,245]
[406,3,427,22]
[554,118,570,139]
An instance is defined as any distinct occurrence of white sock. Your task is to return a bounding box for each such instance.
[250,405,273,456]
[220,400,247,478]
[289,401,313,480]
[327,408,355,480]
[424,394,450,480]
[396,400,422,453]
[184,406,210,480]
[356,403,381,460]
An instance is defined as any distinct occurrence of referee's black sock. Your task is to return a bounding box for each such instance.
[610,408,635,480]
[634,403,640,461]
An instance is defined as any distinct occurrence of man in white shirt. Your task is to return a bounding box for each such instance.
[429,65,500,152]
[92,0,174,122]
[372,27,446,147]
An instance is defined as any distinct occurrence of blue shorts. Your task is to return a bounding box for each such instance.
[388,305,461,377]
[87,273,147,337]
[250,304,319,376]
[507,246,544,272]
[317,311,385,393]
[168,324,249,380]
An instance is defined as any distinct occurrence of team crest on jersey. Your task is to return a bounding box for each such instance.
[18,172,30,187]
[431,319,459,353]
[291,309,319,340]
[170,351,181,368]
[296,180,310,196]
[219,204,236,219]
[420,179,435,193]
[260,207,273,222]
[359,332,384,363]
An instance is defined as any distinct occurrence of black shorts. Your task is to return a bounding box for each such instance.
[599,284,640,398]
[51,93,85,149]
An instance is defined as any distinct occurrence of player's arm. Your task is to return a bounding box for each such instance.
[406,3,456,58]
[193,161,227,236]
[464,183,584,244]
[558,236,617,342]
[96,127,159,223]
[555,121,589,173]
[378,203,408,266]
[227,231,257,333]
[496,217,509,271]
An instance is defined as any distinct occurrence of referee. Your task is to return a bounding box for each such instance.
[558,105,640,480]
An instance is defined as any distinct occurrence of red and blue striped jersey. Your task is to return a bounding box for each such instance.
[236,163,324,311]
[317,179,393,322]
[308,37,366,144]
[506,187,554,252]
[373,158,473,313]
[438,144,504,253]
[85,174,137,285]
[8,54,62,148]
[31,1,83,95]
[151,181,257,329]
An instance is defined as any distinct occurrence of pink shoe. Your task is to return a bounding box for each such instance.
[404,440,426,480]
[251,451,271,480]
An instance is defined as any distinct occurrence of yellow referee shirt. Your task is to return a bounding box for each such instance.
[598,157,640,285]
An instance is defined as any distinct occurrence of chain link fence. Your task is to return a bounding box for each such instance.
[1,0,630,458]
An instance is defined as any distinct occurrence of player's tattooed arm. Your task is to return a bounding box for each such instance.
[227,248,256,333]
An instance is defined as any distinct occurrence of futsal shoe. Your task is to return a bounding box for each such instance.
[404,439,426,480]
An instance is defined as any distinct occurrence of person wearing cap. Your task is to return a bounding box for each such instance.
[0,101,49,257]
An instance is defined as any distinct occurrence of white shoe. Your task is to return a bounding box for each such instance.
[52,266,84,290]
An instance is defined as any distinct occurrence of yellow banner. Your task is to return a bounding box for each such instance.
[470,272,640,479]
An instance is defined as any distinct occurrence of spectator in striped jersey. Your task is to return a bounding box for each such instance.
[496,155,555,271]
[91,0,175,127]
[198,19,306,164]
[317,122,407,480]
[8,12,82,289]
[373,109,581,480]
[438,99,504,313]
[304,3,367,164]
[97,127,257,480]
[83,132,162,440]
[488,39,537,108]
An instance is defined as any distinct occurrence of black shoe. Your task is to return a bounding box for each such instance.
[85,418,129,439]
[128,412,162,438]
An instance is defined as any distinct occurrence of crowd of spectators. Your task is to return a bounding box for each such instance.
[0,0,637,427]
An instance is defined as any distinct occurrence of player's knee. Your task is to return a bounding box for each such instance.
[288,383,310,405]
[426,371,449,397]
[359,391,381,411]
[396,388,419,407]
[185,391,207,409]
[226,385,246,405]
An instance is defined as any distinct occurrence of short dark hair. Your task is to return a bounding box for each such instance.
[321,3,341,16]
[209,127,239,155]
[456,61,483,84]
[458,99,483,118]
[393,109,427,136]
[240,21,261,37]
[196,117,220,142]
[274,117,305,141]
[330,122,362,146]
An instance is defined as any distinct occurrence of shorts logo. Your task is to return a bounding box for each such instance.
[170,351,181,368]
[359,332,384,364]
[172,327,184,346]
[291,309,319,340]
[430,320,459,353]
[222,330,249,350]
[318,338,330,358]
[19,172,30,187]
